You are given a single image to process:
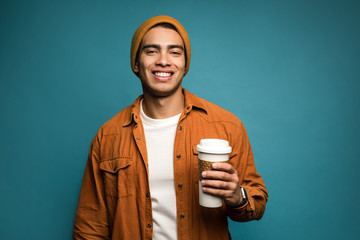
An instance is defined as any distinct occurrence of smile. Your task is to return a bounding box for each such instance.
[153,71,173,77]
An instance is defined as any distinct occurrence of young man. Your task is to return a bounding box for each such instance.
[73,15,268,240]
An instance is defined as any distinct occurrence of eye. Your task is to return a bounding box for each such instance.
[145,49,158,55]
[170,51,182,56]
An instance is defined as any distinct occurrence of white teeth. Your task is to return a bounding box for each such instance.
[154,72,171,77]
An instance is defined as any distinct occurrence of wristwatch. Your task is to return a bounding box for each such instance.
[238,187,248,207]
[229,186,248,208]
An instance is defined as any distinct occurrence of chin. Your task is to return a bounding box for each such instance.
[143,85,182,98]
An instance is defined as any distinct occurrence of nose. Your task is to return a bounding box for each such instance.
[155,51,171,67]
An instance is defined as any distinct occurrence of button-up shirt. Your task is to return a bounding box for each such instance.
[73,89,268,240]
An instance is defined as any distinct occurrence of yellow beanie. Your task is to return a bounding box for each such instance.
[130,15,191,75]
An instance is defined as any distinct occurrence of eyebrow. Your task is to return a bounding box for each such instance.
[141,44,184,51]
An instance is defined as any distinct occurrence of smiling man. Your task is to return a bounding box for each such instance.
[73,15,268,240]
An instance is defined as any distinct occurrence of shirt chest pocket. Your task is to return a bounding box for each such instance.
[99,157,133,198]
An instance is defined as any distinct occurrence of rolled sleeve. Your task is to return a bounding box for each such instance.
[227,123,268,222]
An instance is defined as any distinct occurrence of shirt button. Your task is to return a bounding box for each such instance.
[178,126,182,130]
[176,154,181,159]
[146,193,150,197]
[178,184,183,188]
[137,137,140,140]
[186,106,190,110]
[180,214,185,218]
[147,224,152,228]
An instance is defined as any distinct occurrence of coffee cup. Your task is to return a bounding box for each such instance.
[197,139,232,208]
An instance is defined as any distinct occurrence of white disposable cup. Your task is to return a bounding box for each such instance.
[197,139,232,208]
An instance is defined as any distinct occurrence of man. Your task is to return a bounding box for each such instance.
[73,15,268,240]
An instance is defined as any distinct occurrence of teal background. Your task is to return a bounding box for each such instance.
[1,0,359,239]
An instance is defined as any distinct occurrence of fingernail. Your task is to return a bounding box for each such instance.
[212,163,217,168]
[202,172,206,177]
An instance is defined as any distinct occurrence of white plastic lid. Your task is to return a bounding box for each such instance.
[196,139,232,154]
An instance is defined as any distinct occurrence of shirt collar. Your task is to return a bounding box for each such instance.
[183,88,207,114]
[123,95,142,127]
[123,88,207,127]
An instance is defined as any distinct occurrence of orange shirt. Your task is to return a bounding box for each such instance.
[73,89,268,240]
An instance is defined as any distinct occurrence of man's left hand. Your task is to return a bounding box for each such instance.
[201,162,242,207]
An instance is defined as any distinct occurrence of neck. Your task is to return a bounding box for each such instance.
[142,88,185,119]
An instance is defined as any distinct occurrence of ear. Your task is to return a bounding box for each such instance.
[134,62,139,73]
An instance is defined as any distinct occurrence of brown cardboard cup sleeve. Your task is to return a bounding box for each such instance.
[198,159,229,181]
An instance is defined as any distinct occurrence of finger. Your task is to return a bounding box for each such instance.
[202,187,235,199]
[212,163,237,175]
[201,179,238,191]
[202,170,236,182]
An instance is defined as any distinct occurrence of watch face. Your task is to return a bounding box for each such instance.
[241,187,248,200]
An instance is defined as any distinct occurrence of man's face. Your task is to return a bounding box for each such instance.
[134,26,186,98]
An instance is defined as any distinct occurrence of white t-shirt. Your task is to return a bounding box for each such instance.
[140,100,181,240]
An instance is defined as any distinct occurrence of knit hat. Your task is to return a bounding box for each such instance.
[130,15,191,75]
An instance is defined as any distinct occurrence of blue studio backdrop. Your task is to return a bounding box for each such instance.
[1,0,359,239]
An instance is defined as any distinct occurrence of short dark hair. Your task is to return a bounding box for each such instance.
[150,22,178,32]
